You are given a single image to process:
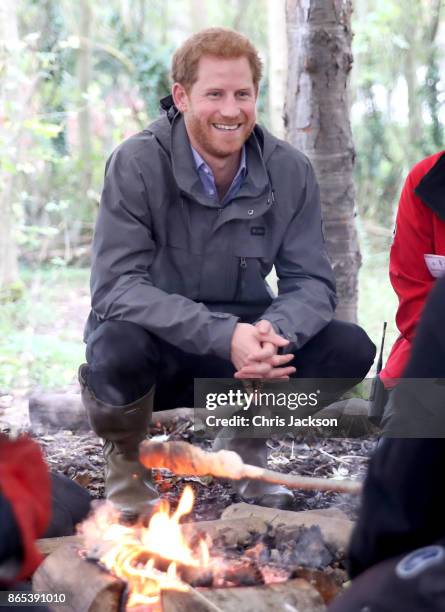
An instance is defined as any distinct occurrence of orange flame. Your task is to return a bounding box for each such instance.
[80,486,209,609]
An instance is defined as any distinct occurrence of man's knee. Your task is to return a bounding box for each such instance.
[346,323,377,377]
[306,320,376,379]
[339,322,376,378]
[86,320,158,374]
[85,320,159,405]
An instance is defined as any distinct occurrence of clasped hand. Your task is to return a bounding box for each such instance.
[230,320,296,380]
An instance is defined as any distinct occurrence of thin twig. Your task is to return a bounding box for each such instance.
[318,448,352,466]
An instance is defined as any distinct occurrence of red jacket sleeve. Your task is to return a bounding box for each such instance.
[389,169,435,343]
[0,436,51,581]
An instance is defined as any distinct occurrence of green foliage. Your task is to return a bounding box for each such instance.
[352,0,444,226]
[97,10,172,121]
[0,281,25,305]
[2,0,273,269]
[0,266,89,390]
[358,230,399,364]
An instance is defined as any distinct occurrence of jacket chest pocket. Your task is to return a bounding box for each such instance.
[231,222,270,259]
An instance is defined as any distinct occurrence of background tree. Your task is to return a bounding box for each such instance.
[267,0,287,139]
[285,0,359,322]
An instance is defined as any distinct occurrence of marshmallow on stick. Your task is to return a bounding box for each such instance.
[139,440,362,495]
[139,440,245,478]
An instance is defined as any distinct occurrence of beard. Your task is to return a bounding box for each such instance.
[185,112,255,159]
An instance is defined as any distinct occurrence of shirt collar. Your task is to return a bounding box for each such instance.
[191,145,247,180]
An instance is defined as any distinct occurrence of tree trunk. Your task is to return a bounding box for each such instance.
[0,0,20,294]
[285,0,360,322]
[267,0,287,139]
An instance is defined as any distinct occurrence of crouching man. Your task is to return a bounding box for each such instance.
[79,27,375,517]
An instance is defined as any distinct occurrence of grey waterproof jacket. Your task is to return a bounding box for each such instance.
[86,105,337,360]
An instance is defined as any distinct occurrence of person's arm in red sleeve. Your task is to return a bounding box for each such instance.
[0,435,51,582]
[389,169,435,344]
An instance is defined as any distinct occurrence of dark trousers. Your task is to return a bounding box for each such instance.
[85,317,376,408]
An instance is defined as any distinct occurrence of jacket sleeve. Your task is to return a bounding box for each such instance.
[389,170,435,343]
[90,147,238,360]
[259,161,337,349]
[0,436,51,582]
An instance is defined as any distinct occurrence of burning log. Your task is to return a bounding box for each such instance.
[36,505,353,559]
[37,535,81,557]
[139,441,362,495]
[162,578,325,611]
[33,542,127,612]
[33,543,326,612]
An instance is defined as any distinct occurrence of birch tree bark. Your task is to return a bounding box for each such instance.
[267,0,287,139]
[285,0,359,322]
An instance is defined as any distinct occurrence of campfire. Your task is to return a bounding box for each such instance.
[79,485,211,609]
[80,484,290,609]
[61,481,344,611]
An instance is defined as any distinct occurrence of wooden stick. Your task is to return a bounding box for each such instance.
[241,463,361,494]
[139,441,362,495]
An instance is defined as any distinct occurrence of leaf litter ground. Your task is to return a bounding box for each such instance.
[19,416,376,522]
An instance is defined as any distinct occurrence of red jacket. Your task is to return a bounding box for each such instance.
[381,151,445,385]
[0,436,50,581]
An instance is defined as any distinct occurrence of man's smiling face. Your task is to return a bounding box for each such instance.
[172,55,257,164]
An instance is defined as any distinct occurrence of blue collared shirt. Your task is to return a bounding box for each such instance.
[191,145,247,206]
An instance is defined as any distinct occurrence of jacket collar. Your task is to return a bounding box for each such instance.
[415,152,445,221]
[152,95,275,216]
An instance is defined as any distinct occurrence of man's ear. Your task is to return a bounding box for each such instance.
[172,82,189,113]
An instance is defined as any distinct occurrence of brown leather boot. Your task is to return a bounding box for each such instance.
[79,364,158,516]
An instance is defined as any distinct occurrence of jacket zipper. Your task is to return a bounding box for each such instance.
[235,257,247,300]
